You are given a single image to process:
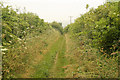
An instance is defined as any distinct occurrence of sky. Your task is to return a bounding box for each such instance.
[2,0,105,27]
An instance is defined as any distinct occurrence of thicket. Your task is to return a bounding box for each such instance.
[1,3,53,78]
[50,21,63,34]
[64,2,120,56]
[2,4,51,47]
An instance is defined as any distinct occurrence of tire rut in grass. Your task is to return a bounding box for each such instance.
[49,35,68,78]
[30,36,65,78]
[20,30,60,78]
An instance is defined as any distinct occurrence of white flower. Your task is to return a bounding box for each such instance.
[1,48,8,51]
[18,38,22,41]
[113,13,116,15]
[2,52,5,54]
[9,41,12,43]
[10,35,13,37]
[27,27,29,29]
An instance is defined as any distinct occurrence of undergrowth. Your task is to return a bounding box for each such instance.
[64,33,118,78]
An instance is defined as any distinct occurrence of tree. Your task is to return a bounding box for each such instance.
[50,21,63,34]
[86,4,89,10]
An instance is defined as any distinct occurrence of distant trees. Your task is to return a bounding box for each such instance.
[50,21,63,34]
[63,25,70,33]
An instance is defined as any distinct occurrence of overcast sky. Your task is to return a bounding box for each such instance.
[2,0,105,27]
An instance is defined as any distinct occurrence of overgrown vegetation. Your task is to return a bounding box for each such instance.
[63,2,119,78]
[50,21,63,34]
[64,2,120,55]
[2,4,50,47]
[1,1,119,79]
[64,33,118,78]
[1,3,61,78]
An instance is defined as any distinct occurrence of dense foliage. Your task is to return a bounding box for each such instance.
[1,1,119,78]
[50,21,63,34]
[2,4,50,48]
[1,3,53,78]
[64,2,120,55]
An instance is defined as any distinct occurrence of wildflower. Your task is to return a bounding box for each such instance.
[2,52,5,54]
[18,38,22,41]
[9,41,12,43]
[10,35,13,37]
[1,48,8,51]
[113,13,116,15]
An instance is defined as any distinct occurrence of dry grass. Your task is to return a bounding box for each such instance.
[2,28,61,78]
[64,33,118,78]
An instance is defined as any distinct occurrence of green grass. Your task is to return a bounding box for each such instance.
[3,28,118,78]
[31,35,67,78]
[2,28,60,78]
[49,35,68,78]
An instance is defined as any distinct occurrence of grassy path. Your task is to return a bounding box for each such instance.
[49,35,67,78]
[15,29,61,78]
[28,35,67,78]
[15,30,77,78]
